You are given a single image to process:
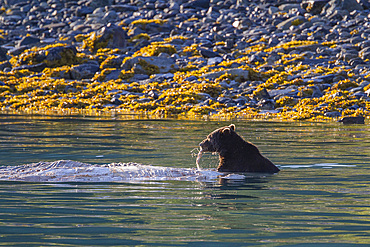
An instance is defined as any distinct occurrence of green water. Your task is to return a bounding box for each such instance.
[0,113,369,246]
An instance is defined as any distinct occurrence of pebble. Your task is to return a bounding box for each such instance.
[0,0,369,121]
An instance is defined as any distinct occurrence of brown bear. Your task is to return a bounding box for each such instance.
[199,124,279,173]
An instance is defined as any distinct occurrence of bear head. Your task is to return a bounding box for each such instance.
[199,124,236,153]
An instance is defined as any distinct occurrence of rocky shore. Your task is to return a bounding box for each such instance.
[0,0,369,121]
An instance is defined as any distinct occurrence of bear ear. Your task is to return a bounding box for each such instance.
[222,127,231,135]
[229,124,235,131]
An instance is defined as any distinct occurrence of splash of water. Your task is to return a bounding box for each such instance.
[0,160,229,183]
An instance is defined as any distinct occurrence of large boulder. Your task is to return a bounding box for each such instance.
[14,45,78,68]
[43,46,78,67]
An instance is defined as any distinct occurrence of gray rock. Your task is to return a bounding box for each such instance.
[128,27,145,37]
[338,116,365,124]
[75,6,94,16]
[104,69,121,81]
[101,56,125,69]
[350,91,367,99]
[278,4,301,12]
[6,45,29,56]
[151,73,174,81]
[266,52,280,65]
[348,58,365,66]
[96,23,127,50]
[269,88,298,99]
[102,11,118,23]
[184,75,198,82]
[148,90,159,99]
[310,74,335,83]
[44,45,78,67]
[325,111,342,117]
[358,0,370,9]
[183,0,210,9]
[257,99,275,110]
[12,63,47,73]
[110,97,122,105]
[0,61,11,70]
[268,6,279,14]
[0,15,22,24]
[309,85,323,98]
[70,62,100,80]
[217,96,232,104]
[337,50,358,61]
[86,0,114,8]
[235,97,248,106]
[359,47,370,60]
[0,47,7,62]
[200,68,249,81]
[1,0,19,7]
[131,74,149,81]
[254,88,271,100]
[276,16,305,30]
[121,56,178,74]
[301,0,329,15]
[11,45,78,68]
[322,0,363,16]
[359,80,370,89]
[109,5,139,12]
[207,57,223,65]
[358,40,370,50]
[199,48,219,58]
[17,36,40,48]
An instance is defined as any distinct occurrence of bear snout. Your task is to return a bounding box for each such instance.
[199,140,206,148]
[199,139,215,152]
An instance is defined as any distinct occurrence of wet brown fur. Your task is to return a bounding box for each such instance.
[199,124,279,173]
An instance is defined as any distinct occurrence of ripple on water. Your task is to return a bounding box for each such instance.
[280,163,357,169]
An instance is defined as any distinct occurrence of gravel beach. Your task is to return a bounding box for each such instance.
[0,0,369,121]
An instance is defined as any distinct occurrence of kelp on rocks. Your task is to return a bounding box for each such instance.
[0,11,369,121]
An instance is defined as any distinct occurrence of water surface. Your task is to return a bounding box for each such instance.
[0,113,369,246]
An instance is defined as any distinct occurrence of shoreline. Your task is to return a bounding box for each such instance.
[1,109,367,124]
[0,0,370,122]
